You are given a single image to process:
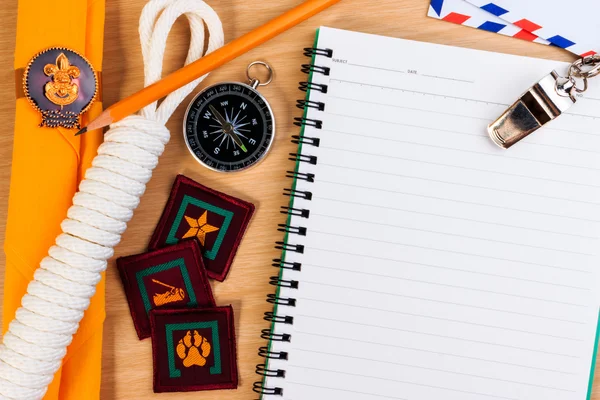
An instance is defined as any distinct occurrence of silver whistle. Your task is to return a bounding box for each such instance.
[488,71,576,149]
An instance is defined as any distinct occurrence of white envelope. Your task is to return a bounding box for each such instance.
[464,0,598,56]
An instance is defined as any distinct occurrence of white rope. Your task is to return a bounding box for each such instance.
[0,1,223,398]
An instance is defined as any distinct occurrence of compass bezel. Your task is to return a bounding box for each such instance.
[183,81,276,173]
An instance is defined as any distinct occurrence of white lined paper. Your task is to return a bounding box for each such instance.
[263,27,600,400]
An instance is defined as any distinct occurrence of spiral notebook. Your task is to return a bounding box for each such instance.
[255,27,600,400]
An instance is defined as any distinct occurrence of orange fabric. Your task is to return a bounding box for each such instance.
[4,0,106,398]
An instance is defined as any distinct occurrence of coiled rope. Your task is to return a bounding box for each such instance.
[0,1,223,398]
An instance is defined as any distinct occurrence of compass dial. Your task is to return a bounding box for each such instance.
[183,82,275,172]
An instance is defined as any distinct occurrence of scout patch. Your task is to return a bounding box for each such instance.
[149,174,255,281]
[117,240,215,339]
[150,306,238,392]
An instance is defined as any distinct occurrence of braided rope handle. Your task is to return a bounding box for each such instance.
[0,1,223,398]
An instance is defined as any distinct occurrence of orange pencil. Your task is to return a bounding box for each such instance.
[77,0,340,135]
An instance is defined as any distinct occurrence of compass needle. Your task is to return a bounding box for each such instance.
[233,109,242,124]
[233,129,248,139]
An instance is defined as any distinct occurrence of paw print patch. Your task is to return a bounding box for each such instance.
[149,174,255,281]
[117,240,215,339]
[150,306,238,392]
[177,330,211,367]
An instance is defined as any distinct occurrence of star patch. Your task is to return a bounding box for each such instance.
[117,240,215,339]
[149,175,255,281]
[150,306,238,393]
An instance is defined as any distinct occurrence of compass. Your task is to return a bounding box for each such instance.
[183,62,275,172]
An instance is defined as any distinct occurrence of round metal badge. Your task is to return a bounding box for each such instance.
[23,47,98,129]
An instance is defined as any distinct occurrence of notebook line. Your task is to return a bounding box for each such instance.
[328,95,600,142]
[320,128,600,172]
[331,78,600,120]
[296,314,582,358]
[310,212,596,255]
[295,331,577,375]
[310,230,593,274]
[315,196,597,240]
[320,156,600,194]
[319,159,600,206]
[329,78,509,107]
[317,179,600,223]
[300,281,586,324]
[285,381,409,400]
[305,250,592,295]
[287,364,520,400]
[299,297,584,341]
[345,61,475,83]
[307,247,591,291]
[323,122,600,155]
[294,348,576,392]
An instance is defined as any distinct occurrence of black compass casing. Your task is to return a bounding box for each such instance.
[183,82,275,172]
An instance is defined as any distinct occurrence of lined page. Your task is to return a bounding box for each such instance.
[265,27,600,400]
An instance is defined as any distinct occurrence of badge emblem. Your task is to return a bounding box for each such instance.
[23,47,97,129]
[117,240,215,339]
[150,307,239,392]
[148,175,255,282]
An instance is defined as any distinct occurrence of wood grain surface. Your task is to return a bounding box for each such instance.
[0,0,597,399]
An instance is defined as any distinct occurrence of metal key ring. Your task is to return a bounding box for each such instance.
[570,55,600,79]
[247,61,274,87]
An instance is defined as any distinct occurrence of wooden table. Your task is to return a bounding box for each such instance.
[0,0,596,398]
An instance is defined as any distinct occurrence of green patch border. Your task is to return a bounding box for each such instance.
[166,195,234,260]
[136,258,197,314]
[165,321,221,378]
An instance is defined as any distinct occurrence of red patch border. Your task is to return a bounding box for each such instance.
[150,306,239,392]
[117,240,215,339]
[149,174,255,281]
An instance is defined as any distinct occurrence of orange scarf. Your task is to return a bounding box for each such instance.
[4,0,105,398]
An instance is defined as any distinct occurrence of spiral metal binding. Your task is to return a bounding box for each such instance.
[279,206,310,219]
[293,116,322,129]
[258,346,289,360]
[267,293,297,306]
[288,153,317,165]
[254,45,333,398]
[272,258,302,271]
[256,364,286,377]
[277,224,307,236]
[296,99,325,111]
[285,170,315,182]
[301,63,331,76]
[264,312,294,324]
[303,47,333,57]
[299,81,328,93]
[283,187,313,200]
[291,135,320,147]
[260,328,291,342]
